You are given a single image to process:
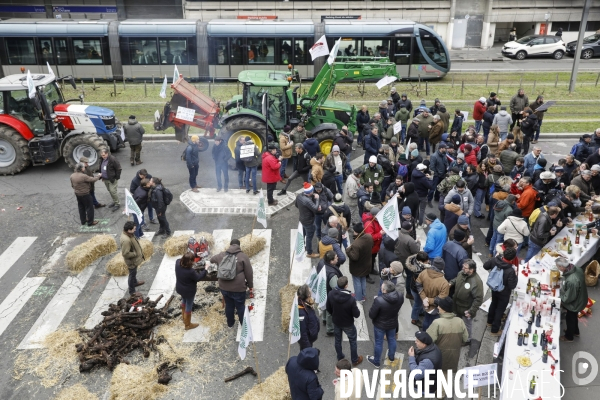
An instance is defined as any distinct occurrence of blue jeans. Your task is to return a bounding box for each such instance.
[315,213,325,239]
[181,294,195,313]
[215,162,229,190]
[400,125,406,143]
[525,241,543,263]
[500,132,508,141]
[474,188,485,217]
[91,191,99,206]
[335,174,344,194]
[133,214,144,238]
[534,120,542,141]
[489,230,499,255]
[187,163,199,189]
[334,324,359,364]
[411,287,424,321]
[220,290,246,327]
[373,326,397,366]
[237,168,245,188]
[342,237,349,250]
[492,233,505,256]
[280,158,289,178]
[422,312,439,331]
[475,119,482,134]
[418,137,430,155]
[245,166,257,192]
[302,222,316,254]
[482,125,490,144]
[353,275,367,301]
[146,204,154,221]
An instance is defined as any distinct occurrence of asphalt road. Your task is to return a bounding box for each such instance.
[451,57,600,72]
[0,137,598,399]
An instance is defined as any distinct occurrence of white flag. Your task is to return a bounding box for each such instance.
[124,189,143,223]
[327,37,342,66]
[315,265,328,309]
[306,266,319,299]
[309,34,330,61]
[375,194,401,240]
[405,138,412,159]
[294,222,306,262]
[159,74,168,99]
[46,62,55,77]
[289,294,301,344]
[376,75,398,90]
[173,65,180,84]
[261,93,268,117]
[26,70,36,99]
[256,190,267,228]
[238,306,254,360]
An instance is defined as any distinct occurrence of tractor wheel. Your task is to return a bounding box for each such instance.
[220,116,268,169]
[63,133,108,171]
[0,125,31,176]
[175,125,189,143]
[197,137,209,152]
[313,129,337,155]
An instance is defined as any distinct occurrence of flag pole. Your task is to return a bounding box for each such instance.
[250,213,256,241]
[252,342,262,387]
[287,332,292,360]
[288,252,295,285]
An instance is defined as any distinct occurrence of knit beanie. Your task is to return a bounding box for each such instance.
[303,182,314,194]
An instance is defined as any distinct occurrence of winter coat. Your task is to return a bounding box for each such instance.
[574,139,593,163]
[185,141,200,167]
[369,290,404,330]
[133,185,150,212]
[571,175,595,202]
[211,142,231,165]
[295,193,319,226]
[326,288,360,328]
[402,183,420,217]
[423,219,447,258]
[464,172,478,195]
[70,171,99,196]
[296,151,312,174]
[448,225,472,257]
[524,152,544,178]
[429,150,449,178]
[409,343,442,396]
[452,271,484,318]
[128,170,151,194]
[441,240,469,281]
[357,188,381,218]
[120,232,144,269]
[394,107,410,126]
[483,256,518,299]
[427,313,469,372]
[362,213,383,254]
[309,158,324,184]
[261,152,281,183]
[498,216,530,244]
[361,163,384,193]
[319,234,346,265]
[242,143,261,168]
[210,244,253,292]
[516,185,538,217]
[406,122,420,143]
[416,266,450,313]
[356,110,371,132]
[443,187,474,216]
[417,114,434,138]
[437,173,462,198]
[487,129,500,155]
[450,115,463,136]
[443,203,463,234]
[100,154,121,181]
[279,132,293,159]
[482,111,495,130]
[347,233,374,278]
[492,110,513,133]
[500,149,520,174]
[405,254,429,293]
[561,265,589,313]
[323,203,352,231]
[285,348,324,400]
[343,175,361,206]
[411,170,432,197]
[520,113,539,138]
[123,118,145,146]
[382,117,396,142]
[530,212,556,247]
[314,186,333,215]
[363,132,382,161]
[150,184,167,213]
[333,132,353,155]
[291,128,307,156]
[398,97,413,114]
[429,120,445,145]
[175,259,207,298]
[394,228,420,265]
[493,201,513,229]
[437,107,450,133]
[298,303,320,349]
[303,138,320,158]
[378,235,399,271]
[509,93,530,114]
[473,100,486,121]
[377,153,394,178]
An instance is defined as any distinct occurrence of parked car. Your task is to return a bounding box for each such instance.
[566,33,600,59]
[502,35,566,60]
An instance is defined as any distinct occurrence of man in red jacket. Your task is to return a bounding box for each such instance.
[473,97,487,134]
[262,144,282,205]
[362,207,383,278]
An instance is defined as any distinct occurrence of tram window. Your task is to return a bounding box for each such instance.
[73,39,103,64]
[278,40,292,64]
[394,38,411,65]
[254,39,275,64]
[340,39,361,57]
[55,39,69,65]
[159,39,188,64]
[363,39,390,58]
[416,29,448,69]
[294,39,307,65]
[125,39,158,65]
[6,39,36,65]
[211,38,228,65]
[39,38,53,65]
[230,38,244,65]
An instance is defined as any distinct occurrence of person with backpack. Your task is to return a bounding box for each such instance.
[210,238,253,328]
[483,247,518,336]
[318,228,346,265]
[497,208,530,252]
[296,284,320,350]
[149,177,172,237]
[184,135,201,192]
[525,206,561,262]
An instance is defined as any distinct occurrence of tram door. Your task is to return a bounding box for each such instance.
[393,36,411,79]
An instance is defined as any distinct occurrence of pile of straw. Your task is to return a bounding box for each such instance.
[220,233,267,259]
[163,232,214,257]
[54,384,98,400]
[197,301,227,336]
[66,235,117,273]
[106,239,154,276]
[239,366,291,400]
[109,364,167,400]
[279,284,299,332]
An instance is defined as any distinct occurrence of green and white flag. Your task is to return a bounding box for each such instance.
[315,265,328,309]
[238,305,253,360]
[159,74,168,99]
[26,70,36,99]
[294,222,306,262]
[376,193,401,240]
[306,266,319,298]
[289,294,301,344]
[173,65,179,84]
[327,37,342,66]
[124,189,143,223]
[256,190,267,228]
[46,62,55,77]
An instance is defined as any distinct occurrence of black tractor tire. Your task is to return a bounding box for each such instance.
[175,125,189,143]
[62,133,108,171]
[313,129,337,155]
[197,137,209,152]
[220,116,269,169]
[0,125,31,176]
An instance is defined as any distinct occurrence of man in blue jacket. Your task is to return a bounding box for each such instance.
[441,229,469,283]
[423,213,447,259]
[286,347,324,400]
[363,126,382,165]
[185,135,201,192]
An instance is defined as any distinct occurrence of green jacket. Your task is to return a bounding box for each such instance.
[427,312,468,371]
[360,163,384,193]
[394,108,410,125]
[437,173,462,197]
[561,265,588,312]
[120,232,144,269]
[291,127,306,156]
[451,272,484,317]
[417,114,434,138]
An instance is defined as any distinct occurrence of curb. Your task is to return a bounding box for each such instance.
[450,57,507,62]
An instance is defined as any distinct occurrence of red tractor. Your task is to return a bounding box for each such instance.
[0,73,123,175]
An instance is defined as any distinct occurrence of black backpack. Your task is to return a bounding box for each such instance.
[163,187,173,205]
[181,148,187,162]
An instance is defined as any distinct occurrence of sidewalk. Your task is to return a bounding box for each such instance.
[450,43,507,62]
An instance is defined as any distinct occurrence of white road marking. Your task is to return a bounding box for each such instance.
[183,229,232,343]
[289,229,313,286]
[84,233,156,329]
[0,273,45,338]
[39,237,76,275]
[18,262,98,349]
[0,237,37,281]
[237,229,271,342]
[472,252,489,295]
[339,246,370,341]
[148,231,194,308]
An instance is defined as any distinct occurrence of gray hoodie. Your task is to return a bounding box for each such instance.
[492,110,513,133]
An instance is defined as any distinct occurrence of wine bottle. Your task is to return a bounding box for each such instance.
[529,376,536,395]
[524,331,529,345]
[541,331,547,349]
[586,230,590,245]
[576,230,580,244]
[537,282,542,298]
[551,299,556,315]
[568,240,572,254]
[526,281,532,295]
[526,319,533,334]
[536,312,542,327]
[518,329,524,346]
[533,330,538,347]
[542,349,548,363]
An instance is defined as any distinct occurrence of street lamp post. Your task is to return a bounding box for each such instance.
[569,0,592,93]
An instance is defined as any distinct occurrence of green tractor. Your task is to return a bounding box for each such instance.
[220,56,400,156]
